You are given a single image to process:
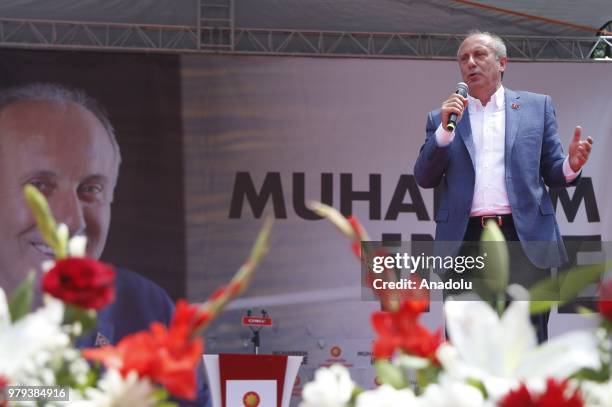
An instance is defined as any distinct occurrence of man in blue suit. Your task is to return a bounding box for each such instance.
[414,31,593,341]
[0,83,210,405]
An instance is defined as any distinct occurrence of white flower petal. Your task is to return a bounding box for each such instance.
[517,330,600,379]
[300,365,354,407]
[0,287,10,331]
[443,298,599,402]
[356,384,416,407]
[497,301,537,375]
[444,300,506,376]
[580,379,612,407]
[78,370,157,407]
[41,260,56,273]
[68,235,88,257]
[0,298,66,379]
[417,376,486,407]
[395,354,430,370]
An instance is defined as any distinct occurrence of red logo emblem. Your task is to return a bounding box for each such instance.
[511,102,520,110]
[330,346,342,358]
[243,391,260,407]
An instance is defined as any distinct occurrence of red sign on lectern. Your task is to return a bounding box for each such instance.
[242,316,273,327]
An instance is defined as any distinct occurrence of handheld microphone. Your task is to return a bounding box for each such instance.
[446,82,468,131]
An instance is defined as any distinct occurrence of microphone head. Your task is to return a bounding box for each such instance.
[456,82,468,97]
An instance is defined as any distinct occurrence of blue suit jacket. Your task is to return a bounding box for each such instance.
[76,268,211,406]
[414,88,577,268]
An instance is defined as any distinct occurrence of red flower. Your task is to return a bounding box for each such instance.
[499,379,583,407]
[500,383,535,406]
[371,300,443,363]
[42,257,115,310]
[149,323,204,399]
[598,280,612,320]
[84,300,205,400]
[172,300,212,333]
[84,331,157,375]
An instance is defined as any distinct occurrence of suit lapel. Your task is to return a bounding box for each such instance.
[457,110,475,170]
[505,88,521,165]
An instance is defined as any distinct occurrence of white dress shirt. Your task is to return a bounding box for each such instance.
[434,85,579,216]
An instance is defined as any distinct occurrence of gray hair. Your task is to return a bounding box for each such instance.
[0,83,121,165]
[460,30,507,59]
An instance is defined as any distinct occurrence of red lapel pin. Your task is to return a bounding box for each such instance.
[511,102,520,110]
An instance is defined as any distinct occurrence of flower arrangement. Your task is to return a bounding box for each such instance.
[303,202,612,407]
[0,185,272,406]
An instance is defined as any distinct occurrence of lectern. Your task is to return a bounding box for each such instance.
[203,354,302,407]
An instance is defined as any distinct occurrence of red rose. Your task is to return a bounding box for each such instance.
[42,257,115,310]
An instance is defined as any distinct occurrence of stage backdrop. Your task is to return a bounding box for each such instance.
[180,56,611,402]
[1,49,610,404]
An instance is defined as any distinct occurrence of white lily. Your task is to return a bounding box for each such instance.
[440,299,600,400]
[76,370,157,407]
[300,364,355,407]
[356,384,416,406]
[417,375,488,407]
[580,379,612,407]
[0,288,67,380]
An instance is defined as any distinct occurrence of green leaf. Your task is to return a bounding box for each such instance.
[349,387,365,405]
[73,365,102,391]
[63,304,97,335]
[529,300,559,314]
[152,387,169,401]
[152,388,176,406]
[602,319,612,333]
[528,261,612,314]
[571,364,610,382]
[480,221,509,295]
[415,365,441,393]
[374,360,409,390]
[8,272,35,322]
[466,377,488,398]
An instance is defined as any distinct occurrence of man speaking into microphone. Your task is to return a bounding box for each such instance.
[413,31,593,342]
